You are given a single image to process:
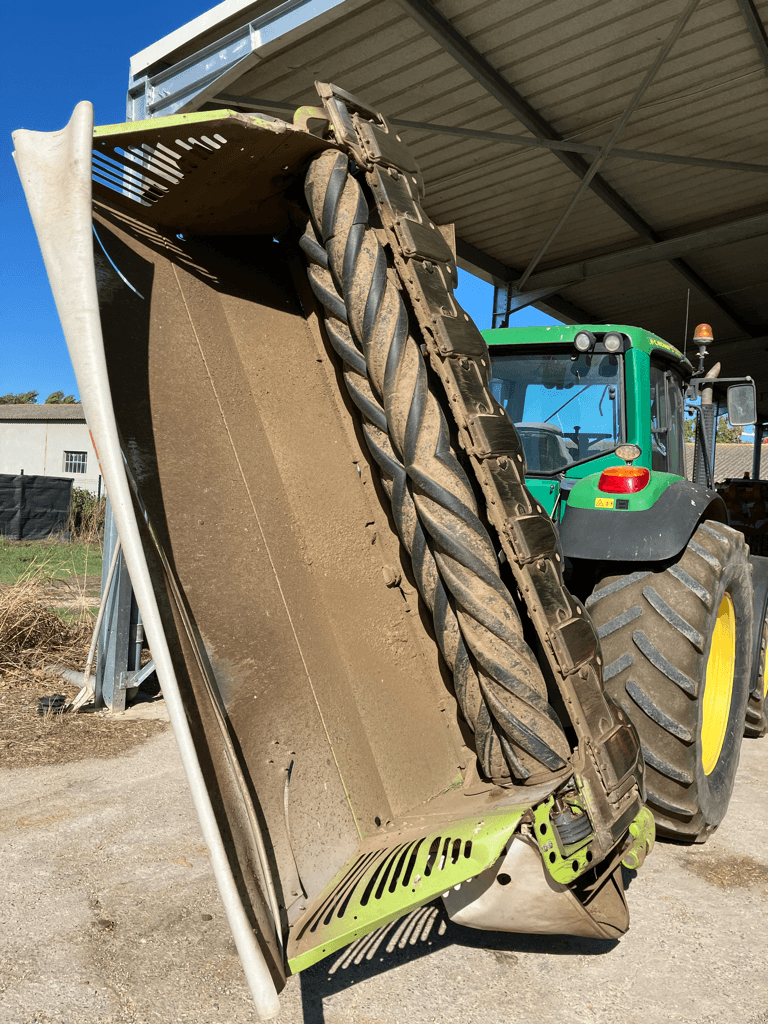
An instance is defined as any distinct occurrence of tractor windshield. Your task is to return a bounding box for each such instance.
[489,349,624,475]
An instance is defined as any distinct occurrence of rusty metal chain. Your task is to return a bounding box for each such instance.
[313,82,645,854]
[300,169,570,785]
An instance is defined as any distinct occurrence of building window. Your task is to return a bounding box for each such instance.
[63,451,87,474]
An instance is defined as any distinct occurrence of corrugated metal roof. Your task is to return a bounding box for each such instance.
[131,0,768,417]
[0,404,85,422]
[685,441,767,480]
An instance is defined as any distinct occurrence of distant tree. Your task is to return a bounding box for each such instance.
[716,415,743,443]
[44,391,77,404]
[0,391,38,404]
[685,415,743,443]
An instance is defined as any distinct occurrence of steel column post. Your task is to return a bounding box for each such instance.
[96,498,135,711]
[695,404,716,486]
[754,423,765,478]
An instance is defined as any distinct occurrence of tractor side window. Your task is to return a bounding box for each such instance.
[665,372,686,477]
[650,360,685,475]
[650,362,669,472]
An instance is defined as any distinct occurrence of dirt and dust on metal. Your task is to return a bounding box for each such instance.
[14,82,665,1019]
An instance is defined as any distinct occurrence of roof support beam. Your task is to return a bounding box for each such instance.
[521,210,768,290]
[389,118,768,175]
[395,0,755,336]
[735,0,768,74]
[516,0,700,288]
[492,283,565,324]
[395,0,671,239]
[454,238,597,325]
[215,95,768,174]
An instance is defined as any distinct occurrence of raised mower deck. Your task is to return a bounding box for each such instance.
[13,89,652,1019]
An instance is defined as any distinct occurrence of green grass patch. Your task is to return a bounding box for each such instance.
[53,606,100,625]
[0,538,102,585]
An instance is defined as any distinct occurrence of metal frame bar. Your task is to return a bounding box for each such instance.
[693,405,715,488]
[491,283,596,329]
[96,498,149,711]
[214,94,768,175]
[395,0,755,336]
[392,118,768,175]
[493,283,564,323]
[520,210,768,291]
[754,423,765,478]
[127,0,355,121]
[735,0,768,74]
[452,236,597,325]
[516,0,700,289]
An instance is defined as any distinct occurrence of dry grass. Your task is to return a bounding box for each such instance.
[0,668,166,769]
[0,575,91,672]
[0,564,166,769]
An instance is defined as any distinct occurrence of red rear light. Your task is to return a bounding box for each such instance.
[598,466,650,493]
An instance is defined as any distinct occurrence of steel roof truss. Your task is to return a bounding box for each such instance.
[735,0,768,74]
[126,0,355,121]
[388,119,768,176]
[396,0,755,337]
[454,237,598,326]
[491,284,565,327]
[522,211,768,291]
[215,95,768,176]
[515,0,700,289]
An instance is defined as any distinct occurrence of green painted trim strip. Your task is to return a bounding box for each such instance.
[93,109,275,138]
[287,806,526,974]
[483,325,692,372]
[624,347,651,469]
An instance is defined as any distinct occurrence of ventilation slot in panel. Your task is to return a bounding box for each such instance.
[287,810,526,975]
[92,134,228,207]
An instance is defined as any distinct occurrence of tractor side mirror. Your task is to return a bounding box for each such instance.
[726,383,757,426]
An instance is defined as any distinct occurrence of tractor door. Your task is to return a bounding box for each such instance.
[650,358,686,476]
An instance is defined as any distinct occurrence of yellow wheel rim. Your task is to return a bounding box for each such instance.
[762,620,768,700]
[701,593,736,776]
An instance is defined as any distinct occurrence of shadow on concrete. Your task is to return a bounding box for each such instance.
[298,901,617,1023]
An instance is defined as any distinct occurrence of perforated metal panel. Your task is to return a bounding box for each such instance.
[92,109,335,234]
[287,806,526,973]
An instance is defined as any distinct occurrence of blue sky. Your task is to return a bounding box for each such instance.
[3,2,560,403]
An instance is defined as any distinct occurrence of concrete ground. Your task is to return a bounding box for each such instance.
[1,723,767,1024]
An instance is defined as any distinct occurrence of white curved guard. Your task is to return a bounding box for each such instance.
[12,102,281,1021]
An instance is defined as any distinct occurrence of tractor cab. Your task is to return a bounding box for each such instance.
[483,323,754,519]
[484,326,631,516]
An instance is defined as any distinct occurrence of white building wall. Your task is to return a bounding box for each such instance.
[0,421,101,494]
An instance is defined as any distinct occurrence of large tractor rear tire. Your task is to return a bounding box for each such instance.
[744,556,768,738]
[586,521,753,842]
[744,611,768,737]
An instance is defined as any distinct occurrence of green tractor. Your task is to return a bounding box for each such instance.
[484,323,767,842]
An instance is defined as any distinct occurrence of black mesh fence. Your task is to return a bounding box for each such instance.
[0,474,73,541]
